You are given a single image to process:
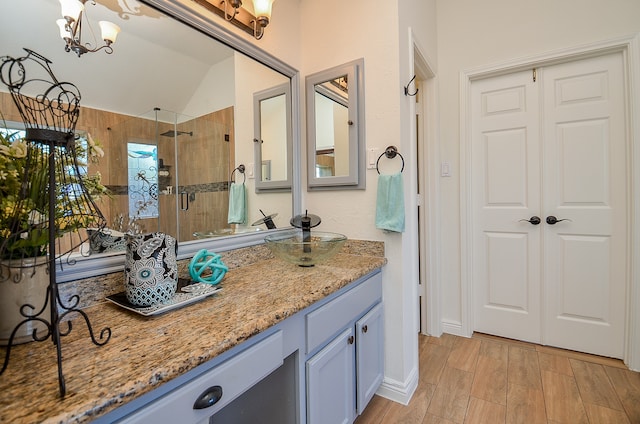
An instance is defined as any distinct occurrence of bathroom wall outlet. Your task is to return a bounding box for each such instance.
[367,148,379,169]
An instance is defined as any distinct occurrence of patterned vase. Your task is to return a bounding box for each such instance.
[124,232,178,307]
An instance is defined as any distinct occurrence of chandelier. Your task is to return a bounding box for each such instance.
[56,0,120,57]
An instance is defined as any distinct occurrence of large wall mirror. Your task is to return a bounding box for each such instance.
[0,0,300,281]
[306,58,365,190]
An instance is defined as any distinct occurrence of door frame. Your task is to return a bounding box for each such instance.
[413,47,441,338]
[459,34,640,370]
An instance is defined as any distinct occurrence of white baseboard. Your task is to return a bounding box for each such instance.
[441,320,467,337]
[375,367,419,406]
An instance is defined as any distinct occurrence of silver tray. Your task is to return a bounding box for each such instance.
[106,280,222,316]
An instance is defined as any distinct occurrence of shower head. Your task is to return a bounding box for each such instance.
[160,130,193,137]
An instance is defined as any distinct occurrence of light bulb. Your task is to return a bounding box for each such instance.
[99,21,120,44]
[59,0,84,22]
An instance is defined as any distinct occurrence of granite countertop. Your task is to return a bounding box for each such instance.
[0,240,385,424]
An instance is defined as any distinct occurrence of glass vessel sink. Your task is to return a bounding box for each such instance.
[264,230,347,267]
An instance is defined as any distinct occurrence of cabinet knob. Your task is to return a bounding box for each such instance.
[362,325,368,333]
[193,385,223,410]
[348,336,355,345]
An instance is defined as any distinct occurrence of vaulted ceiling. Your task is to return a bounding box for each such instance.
[1,0,235,117]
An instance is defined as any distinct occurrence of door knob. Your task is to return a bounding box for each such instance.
[519,216,541,225]
[546,216,571,225]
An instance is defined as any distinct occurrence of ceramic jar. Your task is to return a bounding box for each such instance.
[124,232,178,307]
[0,256,50,345]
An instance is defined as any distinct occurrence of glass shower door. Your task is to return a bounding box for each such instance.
[104,107,232,243]
[173,110,232,243]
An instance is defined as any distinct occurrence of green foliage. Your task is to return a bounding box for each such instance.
[0,118,108,259]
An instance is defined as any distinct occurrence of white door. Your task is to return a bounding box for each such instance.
[472,52,627,358]
[471,69,542,344]
[541,53,627,357]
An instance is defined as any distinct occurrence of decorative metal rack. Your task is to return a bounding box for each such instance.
[0,48,111,397]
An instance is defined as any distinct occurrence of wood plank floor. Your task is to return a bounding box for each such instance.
[355,333,640,424]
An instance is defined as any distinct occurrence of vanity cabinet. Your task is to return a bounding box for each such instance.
[95,269,383,424]
[112,330,285,424]
[355,303,384,413]
[306,274,384,424]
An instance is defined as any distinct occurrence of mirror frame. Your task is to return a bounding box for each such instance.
[57,0,302,283]
[306,58,365,190]
[253,82,293,192]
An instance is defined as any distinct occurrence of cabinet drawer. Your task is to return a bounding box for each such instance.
[119,330,283,424]
[306,272,382,353]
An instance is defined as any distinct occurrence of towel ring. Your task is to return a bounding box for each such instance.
[376,146,405,174]
[230,164,246,183]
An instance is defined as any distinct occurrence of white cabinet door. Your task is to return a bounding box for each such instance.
[355,303,383,414]
[306,328,355,424]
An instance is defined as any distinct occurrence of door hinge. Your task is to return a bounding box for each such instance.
[533,68,537,82]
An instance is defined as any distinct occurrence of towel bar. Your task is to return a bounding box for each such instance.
[230,164,246,183]
[376,146,405,174]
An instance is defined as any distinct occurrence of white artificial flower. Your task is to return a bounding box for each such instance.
[87,133,104,158]
[28,210,45,225]
[11,140,28,158]
[93,145,105,158]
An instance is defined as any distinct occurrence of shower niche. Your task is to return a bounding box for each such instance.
[106,107,234,243]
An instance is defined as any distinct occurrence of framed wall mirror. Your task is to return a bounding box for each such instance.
[0,0,300,282]
[253,83,293,191]
[306,58,365,190]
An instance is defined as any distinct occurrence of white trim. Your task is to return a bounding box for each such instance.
[460,34,640,370]
[626,33,640,371]
[408,29,442,338]
[442,319,465,337]
[399,28,421,407]
[375,368,419,406]
[459,68,474,338]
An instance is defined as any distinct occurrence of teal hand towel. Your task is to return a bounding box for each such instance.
[227,182,247,224]
[375,172,405,233]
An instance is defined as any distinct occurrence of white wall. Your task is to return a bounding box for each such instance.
[182,56,235,118]
[298,0,439,403]
[259,94,288,182]
[232,53,291,229]
[435,0,640,330]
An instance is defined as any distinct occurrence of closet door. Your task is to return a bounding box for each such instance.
[472,51,627,358]
[541,52,627,358]
[471,69,542,344]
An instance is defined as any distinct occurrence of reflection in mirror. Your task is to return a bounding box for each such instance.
[106,107,232,245]
[306,59,365,190]
[314,75,349,178]
[0,0,298,281]
[254,83,292,191]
